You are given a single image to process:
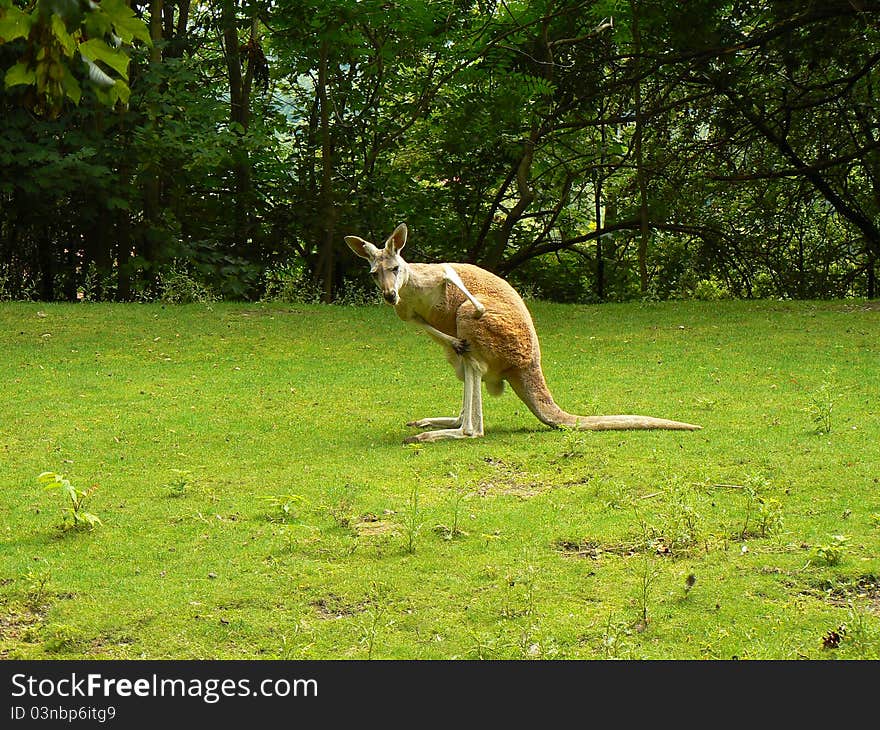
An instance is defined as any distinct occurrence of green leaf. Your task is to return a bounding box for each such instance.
[0,5,33,42]
[50,12,77,56]
[75,511,102,527]
[61,482,78,503]
[92,83,116,107]
[78,38,130,79]
[94,78,130,107]
[99,0,152,46]
[60,65,81,104]
[113,78,130,105]
[5,61,35,89]
[83,7,112,40]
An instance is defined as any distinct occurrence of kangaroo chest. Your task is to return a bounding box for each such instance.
[395,276,462,337]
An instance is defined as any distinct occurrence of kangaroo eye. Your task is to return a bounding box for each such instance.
[391,266,399,274]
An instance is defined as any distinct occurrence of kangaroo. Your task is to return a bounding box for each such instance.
[345,223,701,443]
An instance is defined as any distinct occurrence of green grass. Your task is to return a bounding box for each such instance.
[1,299,878,659]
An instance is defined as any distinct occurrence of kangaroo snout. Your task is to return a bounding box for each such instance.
[383,291,399,305]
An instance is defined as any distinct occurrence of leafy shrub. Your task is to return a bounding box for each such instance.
[156,265,218,304]
[692,278,731,301]
[262,264,323,304]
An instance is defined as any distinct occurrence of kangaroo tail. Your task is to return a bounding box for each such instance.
[507,363,701,432]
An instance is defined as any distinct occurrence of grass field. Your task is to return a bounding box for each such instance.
[1,299,878,660]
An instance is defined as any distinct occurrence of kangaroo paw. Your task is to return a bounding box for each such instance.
[453,338,470,356]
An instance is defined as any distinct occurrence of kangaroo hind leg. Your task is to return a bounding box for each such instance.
[404,360,484,443]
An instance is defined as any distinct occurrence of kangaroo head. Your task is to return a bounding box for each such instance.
[345,223,409,306]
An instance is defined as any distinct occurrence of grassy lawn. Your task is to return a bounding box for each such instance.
[1,299,878,659]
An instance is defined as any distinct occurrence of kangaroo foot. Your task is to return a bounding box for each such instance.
[407,416,462,429]
[404,427,482,444]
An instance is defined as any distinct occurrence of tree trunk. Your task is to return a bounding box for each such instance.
[37,231,55,301]
[315,39,337,303]
[595,122,607,301]
[632,0,649,295]
[868,250,877,299]
[84,108,113,299]
[116,204,132,300]
[483,125,538,271]
[221,0,254,250]
[141,0,164,271]
[594,172,604,301]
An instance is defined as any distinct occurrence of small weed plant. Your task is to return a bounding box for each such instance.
[810,535,850,566]
[756,496,784,538]
[38,472,102,531]
[738,475,783,540]
[24,563,52,610]
[402,483,423,554]
[165,469,191,498]
[805,368,843,434]
[260,494,307,523]
[359,583,391,660]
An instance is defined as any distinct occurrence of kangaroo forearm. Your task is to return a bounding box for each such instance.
[410,313,468,352]
[443,264,485,318]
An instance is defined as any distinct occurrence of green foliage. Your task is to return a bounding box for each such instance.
[435,481,471,541]
[320,482,359,530]
[155,265,218,305]
[810,536,850,567]
[43,622,82,653]
[37,471,102,531]
[692,278,731,301]
[3,1,879,302]
[357,582,391,660]
[0,0,150,116]
[738,475,776,541]
[756,496,784,539]
[663,494,704,553]
[262,264,323,304]
[164,469,190,498]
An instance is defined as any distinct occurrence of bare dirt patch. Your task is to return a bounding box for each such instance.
[0,607,45,657]
[811,574,880,613]
[553,537,673,559]
[352,513,399,537]
[310,594,370,620]
[477,457,548,499]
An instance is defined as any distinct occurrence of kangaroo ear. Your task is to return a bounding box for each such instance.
[385,223,407,254]
[345,236,379,260]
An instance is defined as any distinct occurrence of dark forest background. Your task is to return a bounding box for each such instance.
[1,0,878,303]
